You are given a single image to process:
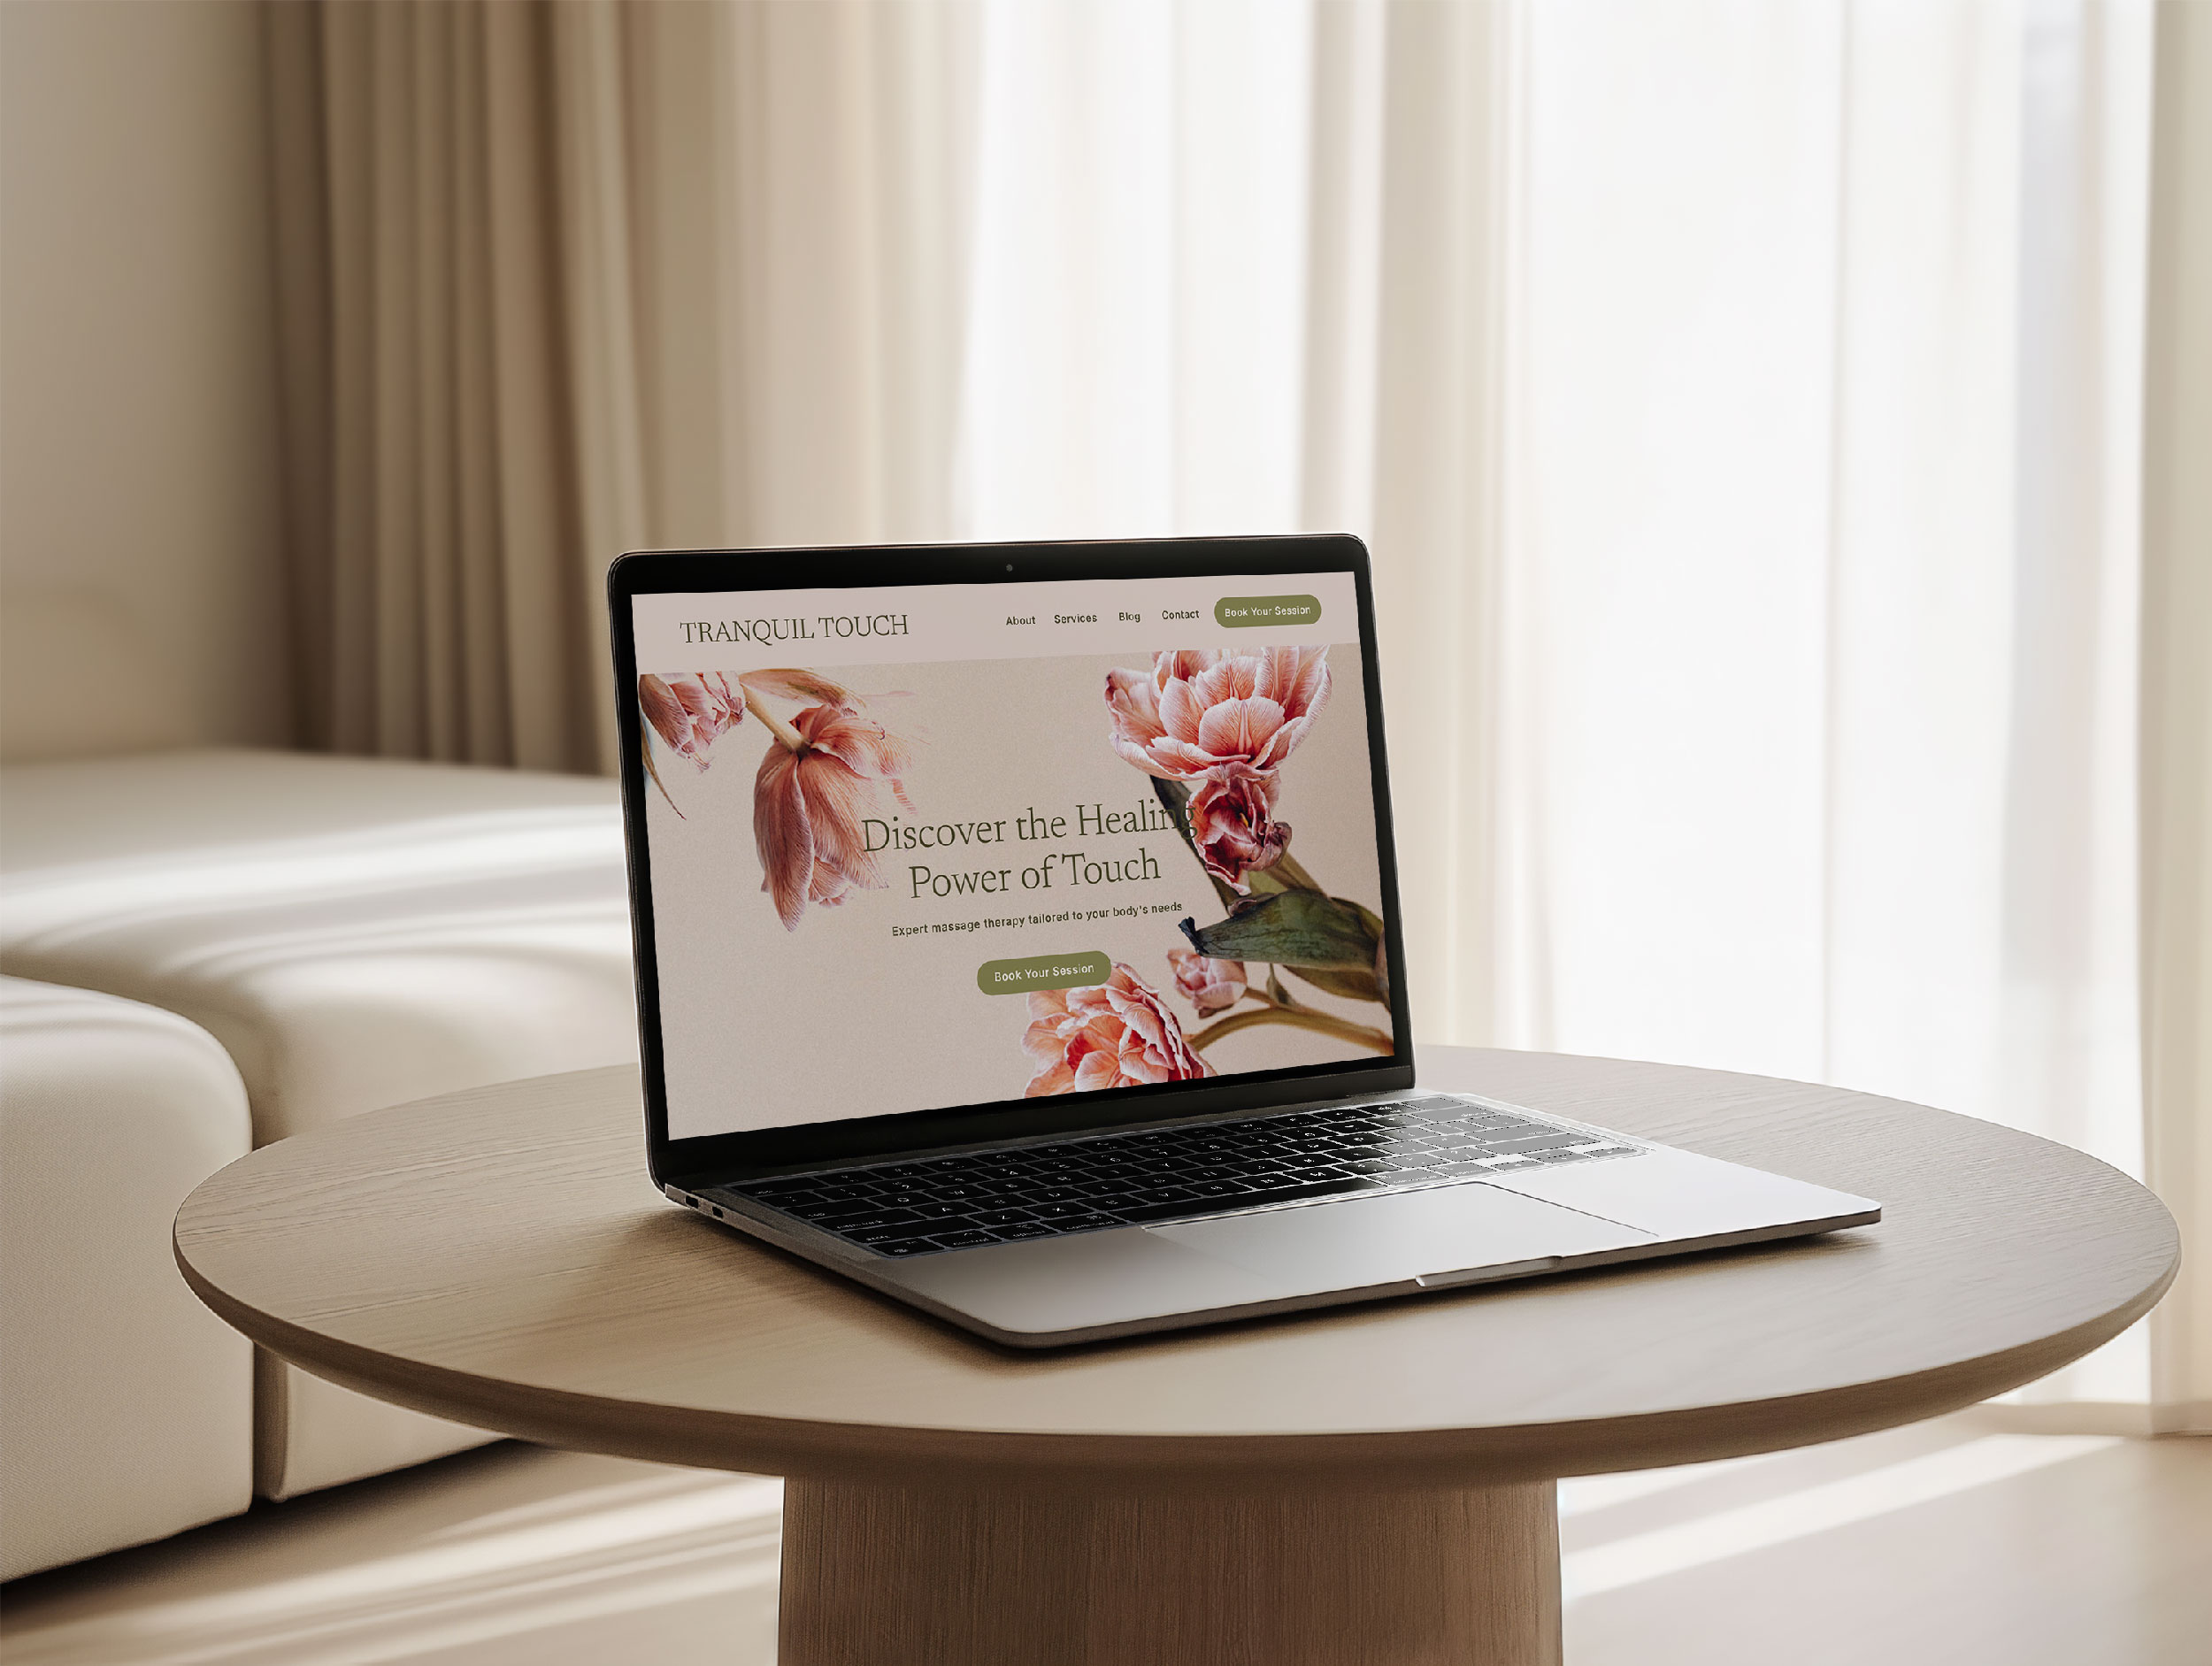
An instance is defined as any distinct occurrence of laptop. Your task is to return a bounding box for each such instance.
[610,534,1878,1347]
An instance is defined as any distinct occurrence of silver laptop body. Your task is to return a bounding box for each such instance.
[612,536,1878,1348]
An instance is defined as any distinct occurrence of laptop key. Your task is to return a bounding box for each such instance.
[1116,1175,1383,1225]
[930,1230,1001,1249]
[810,1209,923,1233]
[745,1182,815,1202]
[846,1221,938,1245]
[867,1239,941,1257]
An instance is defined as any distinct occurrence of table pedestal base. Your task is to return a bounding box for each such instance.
[778,1475,1562,1666]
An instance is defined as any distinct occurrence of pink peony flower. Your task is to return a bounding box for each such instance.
[755,702,918,932]
[640,672,745,768]
[1167,946,1248,1017]
[1103,648,1331,782]
[1186,767,1291,892]
[1022,964,1215,1095]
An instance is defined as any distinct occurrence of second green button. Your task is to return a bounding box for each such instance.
[976,950,1114,996]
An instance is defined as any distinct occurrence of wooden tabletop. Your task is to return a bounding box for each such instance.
[174,1048,2179,1492]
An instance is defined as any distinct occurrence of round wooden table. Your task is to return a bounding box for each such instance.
[174,1047,2178,1666]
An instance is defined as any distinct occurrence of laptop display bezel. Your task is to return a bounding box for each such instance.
[608,534,1417,1187]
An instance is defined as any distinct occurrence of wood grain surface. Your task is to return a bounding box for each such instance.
[173,1047,2179,1491]
[778,1476,1561,1666]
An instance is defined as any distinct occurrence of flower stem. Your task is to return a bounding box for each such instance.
[1265,848,1325,892]
[750,701,808,754]
[1187,1004,1394,1055]
[641,734,686,817]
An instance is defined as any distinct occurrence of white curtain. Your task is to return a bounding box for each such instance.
[929,0,2172,1419]
[276,0,2200,1419]
[1437,0,2158,1415]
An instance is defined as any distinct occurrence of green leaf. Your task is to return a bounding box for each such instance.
[1179,891,1379,971]
[1148,777,1199,864]
[1149,774,1194,830]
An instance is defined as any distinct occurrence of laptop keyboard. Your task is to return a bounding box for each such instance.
[717,1095,1643,1260]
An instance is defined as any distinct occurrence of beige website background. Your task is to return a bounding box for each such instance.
[642,641,1388,1139]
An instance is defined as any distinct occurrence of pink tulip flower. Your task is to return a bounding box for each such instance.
[639,672,746,768]
[1022,964,1215,1095]
[1186,767,1292,892]
[755,702,918,932]
[1102,647,1331,781]
[1167,947,1248,1017]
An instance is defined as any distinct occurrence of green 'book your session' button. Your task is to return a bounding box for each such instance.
[976,951,1114,996]
[1214,593,1323,629]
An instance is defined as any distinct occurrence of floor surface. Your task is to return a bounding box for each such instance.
[4,1414,2207,1665]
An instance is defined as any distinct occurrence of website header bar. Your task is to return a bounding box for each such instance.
[631,571,1361,670]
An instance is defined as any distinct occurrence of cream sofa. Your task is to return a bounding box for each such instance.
[0,744,640,1564]
[0,978,254,1579]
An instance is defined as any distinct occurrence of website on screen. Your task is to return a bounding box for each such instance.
[632,572,1393,1140]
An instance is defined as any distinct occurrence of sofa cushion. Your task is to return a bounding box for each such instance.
[0,748,638,1142]
[0,978,253,1578]
[0,748,641,1498]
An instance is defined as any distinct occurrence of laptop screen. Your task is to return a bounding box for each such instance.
[625,552,1403,1152]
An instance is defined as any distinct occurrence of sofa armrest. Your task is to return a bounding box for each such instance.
[0,978,254,1578]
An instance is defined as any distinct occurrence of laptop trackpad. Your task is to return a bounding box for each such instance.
[1148,1182,1656,1294]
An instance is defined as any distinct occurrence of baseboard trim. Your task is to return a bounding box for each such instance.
[1966,1399,2211,1438]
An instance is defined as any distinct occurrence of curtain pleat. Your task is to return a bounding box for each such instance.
[1357,0,1515,1048]
[2142,0,2212,1433]
[268,0,627,772]
[410,1,457,762]
[449,4,506,763]
[265,2,335,750]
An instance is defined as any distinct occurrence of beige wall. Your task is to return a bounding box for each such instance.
[0,0,289,755]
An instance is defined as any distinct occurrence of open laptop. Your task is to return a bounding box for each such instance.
[610,534,1878,1347]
